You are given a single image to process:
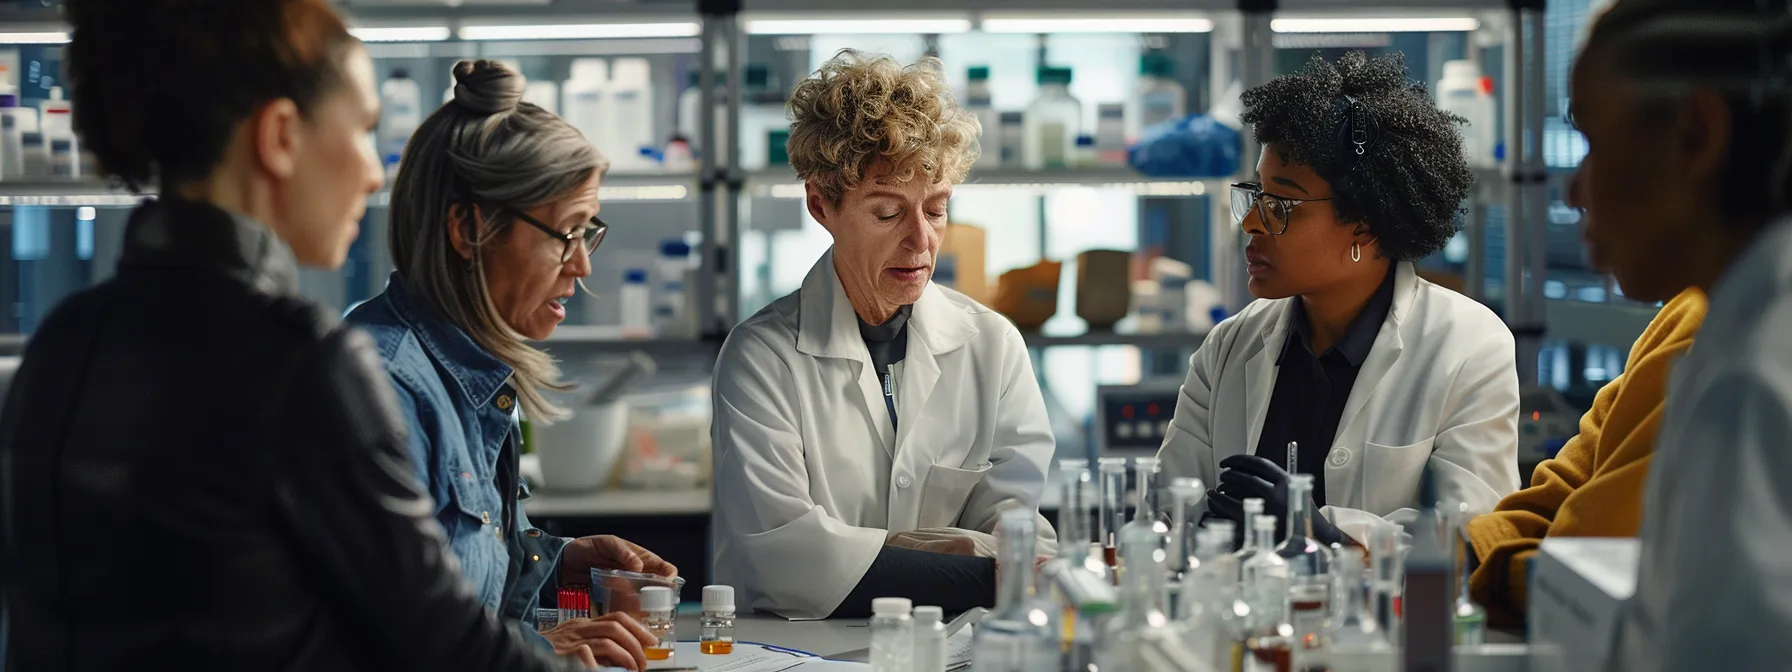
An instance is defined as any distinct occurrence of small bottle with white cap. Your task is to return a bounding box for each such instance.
[868,597,914,672]
[911,605,948,672]
[639,586,677,662]
[699,585,736,654]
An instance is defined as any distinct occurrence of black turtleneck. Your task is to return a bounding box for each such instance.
[828,304,998,618]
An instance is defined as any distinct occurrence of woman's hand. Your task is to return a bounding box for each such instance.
[559,535,679,585]
[542,613,656,671]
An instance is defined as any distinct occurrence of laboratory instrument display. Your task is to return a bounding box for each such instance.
[866,458,1500,672]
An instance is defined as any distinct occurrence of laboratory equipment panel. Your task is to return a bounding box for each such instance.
[1095,379,1182,457]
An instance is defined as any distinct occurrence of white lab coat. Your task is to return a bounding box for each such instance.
[1156,262,1520,543]
[710,250,1058,620]
[1608,221,1792,672]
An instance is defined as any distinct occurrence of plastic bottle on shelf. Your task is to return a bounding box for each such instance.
[620,268,652,338]
[997,111,1025,169]
[20,130,47,178]
[910,605,947,672]
[379,69,423,179]
[1126,52,1186,144]
[654,239,695,338]
[869,597,914,672]
[676,70,728,161]
[1074,134,1097,168]
[1023,66,1080,171]
[965,66,1001,170]
[1095,103,1126,165]
[639,586,677,662]
[1437,60,1498,169]
[37,86,70,137]
[523,79,559,116]
[563,59,614,164]
[608,58,655,173]
[0,88,33,180]
[740,64,788,172]
[38,86,76,177]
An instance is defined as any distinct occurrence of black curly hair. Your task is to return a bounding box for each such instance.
[1241,51,1473,262]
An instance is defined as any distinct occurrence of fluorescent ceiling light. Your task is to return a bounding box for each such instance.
[1271,17,1479,33]
[0,32,69,44]
[458,23,701,41]
[981,17,1213,34]
[744,19,973,35]
[350,26,451,42]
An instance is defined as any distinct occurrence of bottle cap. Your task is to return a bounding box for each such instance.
[625,268,649,283]
[702,585,735,613]
[913,605,944,623]
[967,65,990,81]
[0,93,16,108]
[391,68,412,80]
[1075,135,1095,148]
[661,239,693,256]
[1254,514,1278,531]
[1140,53,1174,77]
[871,597,912,616]
[1242,497,1264,514]
[639,586,676,612]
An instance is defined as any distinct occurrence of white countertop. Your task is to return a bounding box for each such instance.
[674,613,870,661]
[523,487,711,517]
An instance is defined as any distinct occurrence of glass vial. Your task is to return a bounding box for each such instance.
[912,605,948,672]
[1242,514,1293,672]
[700,585,735,655]
[972,508,1061,671]
[869,597,915,672]
[1231,497,1267,579]
[1447,502,1488,645]
[1097,457,1129,570]
[639,586,676,662]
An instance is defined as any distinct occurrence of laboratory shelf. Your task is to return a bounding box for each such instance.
[0,178,147,207]
[367,172,698,208]
[744,167,1223,198]
[1021,329,1207,350]
[539,326,722,360]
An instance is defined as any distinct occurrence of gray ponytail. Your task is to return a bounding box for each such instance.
[388,59,609,423]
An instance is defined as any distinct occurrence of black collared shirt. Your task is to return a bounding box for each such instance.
[1253,267,1396,507]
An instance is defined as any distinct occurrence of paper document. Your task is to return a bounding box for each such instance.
[649,642,810,672]
[945,624,974,671]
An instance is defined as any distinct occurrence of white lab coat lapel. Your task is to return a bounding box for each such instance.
[1325,263,1414,505]
[1238,309,1288,471]
[794,251,895,459]
[886,283,978,531]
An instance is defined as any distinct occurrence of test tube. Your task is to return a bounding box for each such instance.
[1097,457,1129,568]
[1286,441,1299,476]
[1369,523,1404,638]
[1056,459,1092,550]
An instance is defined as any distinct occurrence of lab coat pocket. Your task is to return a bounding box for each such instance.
[918,462,992,527]
[1363,437,1435,513]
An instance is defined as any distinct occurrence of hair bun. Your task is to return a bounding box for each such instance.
[452,60,525,115]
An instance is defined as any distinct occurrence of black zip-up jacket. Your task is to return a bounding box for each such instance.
[0,200,582,671]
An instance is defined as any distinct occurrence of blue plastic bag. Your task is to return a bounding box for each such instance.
[1127,114,1243,178]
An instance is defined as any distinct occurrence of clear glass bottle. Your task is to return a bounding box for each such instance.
[639,586,677,662]
[1178,526,1233,666]
[869,597,914,672]
[700,584,735,655]
[1368,523,1405,641]
[1231,498,1267,580]
[1022,66,1081,171]
[1241,514,1293,672]
[1118,456,1167,573]
[1275,474,1334,648]
[1447,501,1488,645]
[911,605,947,672]
[1166,477,1205,585]
[1096,522,1177,670]
[971,508,1059,672]
[1096,457,1129,570]
[1039,460,1116,670]
[1329,547,1389,651]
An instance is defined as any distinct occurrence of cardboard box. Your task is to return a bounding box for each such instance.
[1528,537,1639,672]
[936,223,989,306]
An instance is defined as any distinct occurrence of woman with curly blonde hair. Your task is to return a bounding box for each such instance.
[709,50,1057,619]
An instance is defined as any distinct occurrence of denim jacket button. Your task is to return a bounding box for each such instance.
[496,395,514,411]
[482,511,491,525]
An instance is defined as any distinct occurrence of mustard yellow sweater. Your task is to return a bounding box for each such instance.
[1466,288,1707,627]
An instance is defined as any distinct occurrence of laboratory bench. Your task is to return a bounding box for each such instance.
[672,612,875,662]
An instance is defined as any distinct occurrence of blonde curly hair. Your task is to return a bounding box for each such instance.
[786,49,980,204]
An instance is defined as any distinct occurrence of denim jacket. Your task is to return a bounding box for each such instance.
[344,273,567,644]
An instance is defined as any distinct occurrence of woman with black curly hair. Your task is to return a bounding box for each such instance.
[1157,51,1519,547]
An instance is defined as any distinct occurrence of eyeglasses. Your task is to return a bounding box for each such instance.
[1230,182,1333,236]
[507,207,609,263]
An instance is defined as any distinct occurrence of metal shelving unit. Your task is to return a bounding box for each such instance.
[0,0,1569,379]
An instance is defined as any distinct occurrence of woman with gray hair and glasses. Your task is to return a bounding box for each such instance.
[345,60,672,671]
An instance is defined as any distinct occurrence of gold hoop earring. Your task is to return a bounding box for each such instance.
[1351,243,1361,263]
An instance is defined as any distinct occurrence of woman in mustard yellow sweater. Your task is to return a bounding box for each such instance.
[1466,287,1706,625]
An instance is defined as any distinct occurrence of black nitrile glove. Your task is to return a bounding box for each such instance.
[1216,454,1346,547]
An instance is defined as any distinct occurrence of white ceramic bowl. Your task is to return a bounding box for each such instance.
[532,400,629,492]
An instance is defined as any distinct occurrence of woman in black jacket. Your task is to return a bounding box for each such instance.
[0,1,591,670]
